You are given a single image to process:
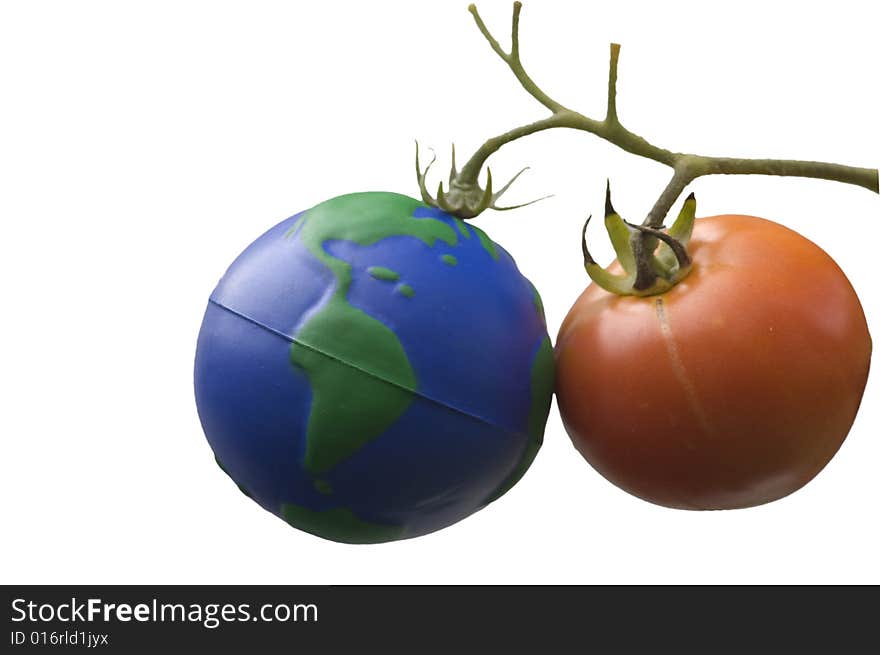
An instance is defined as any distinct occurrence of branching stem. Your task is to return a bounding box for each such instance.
[461,2,878,226]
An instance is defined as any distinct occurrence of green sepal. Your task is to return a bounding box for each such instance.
[603,181,637,275]
[669,192,697,243]
[585,261,639,295]
[656,193,696,271]
[581,213,637,295]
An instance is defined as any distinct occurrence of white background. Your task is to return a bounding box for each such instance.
[1,0,878,584]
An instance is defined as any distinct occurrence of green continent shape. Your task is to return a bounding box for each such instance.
[291,303,416,474]
[484,329,554,504]
[529,281,546,324]
[281,502,404,544]
[471,224,499,260]
[396,283,415,297]
[367,266,400,282]
[290,193,458,476]
[526,335,555,440]
[441,254,458,266]
[314,479,333,495]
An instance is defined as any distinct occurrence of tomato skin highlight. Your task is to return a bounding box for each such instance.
[555,214,872,510]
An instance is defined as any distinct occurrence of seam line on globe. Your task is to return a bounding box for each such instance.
[207,297,532,438]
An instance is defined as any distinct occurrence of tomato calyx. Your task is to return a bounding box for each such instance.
[415,142,549,219]
[581,184,696,297]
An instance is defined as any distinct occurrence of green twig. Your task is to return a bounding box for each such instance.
[458,2,878,226]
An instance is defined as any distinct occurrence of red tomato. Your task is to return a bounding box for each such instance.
[555,214,872,509]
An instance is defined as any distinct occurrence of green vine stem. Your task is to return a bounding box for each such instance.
[417,2,878,227]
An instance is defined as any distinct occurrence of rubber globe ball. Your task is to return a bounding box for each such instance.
[194,192,553,543]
